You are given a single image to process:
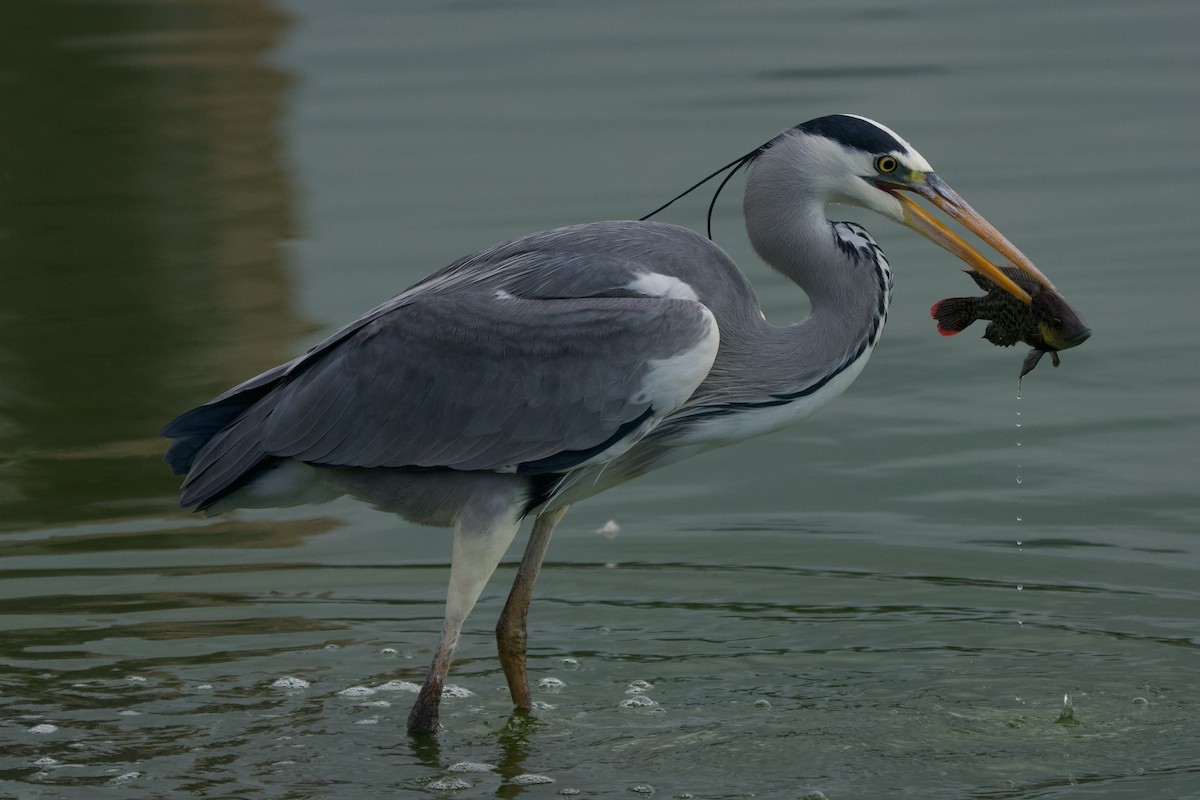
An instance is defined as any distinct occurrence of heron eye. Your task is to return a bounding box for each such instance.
[875,155,899,174]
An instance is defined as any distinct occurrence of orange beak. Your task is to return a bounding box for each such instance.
[884,173,1055,305]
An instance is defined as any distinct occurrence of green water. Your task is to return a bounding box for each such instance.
[1,0,1198,797]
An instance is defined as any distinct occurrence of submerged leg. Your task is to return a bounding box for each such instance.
[407,498,522,735]
[495,505,569,710]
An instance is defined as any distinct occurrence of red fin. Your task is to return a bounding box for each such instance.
[930,298,976,336]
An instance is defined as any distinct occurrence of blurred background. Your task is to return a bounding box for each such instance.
[1,1,1197,797]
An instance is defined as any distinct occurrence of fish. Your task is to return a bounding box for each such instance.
[931,266,1091,378]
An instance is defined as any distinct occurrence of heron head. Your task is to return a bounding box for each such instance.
[782,114,1056,304]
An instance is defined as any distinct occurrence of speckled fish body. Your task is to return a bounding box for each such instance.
[931,267,1090,377]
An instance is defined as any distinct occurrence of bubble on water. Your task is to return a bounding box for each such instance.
[354,717,380,725]
[620,695,658,709]
[195,683,214,691]
[28,723,57,734]
[125,675,148,684]
[376,679,420,693]
[359,700,391,708]
[626,679,653,694]
[558,790,582,797]
[109,772,141,784]
[753,698,772,709]
[511,773,554,785]
[596,520,621,539]
[337,685,376,697]
[532,700,556,710]
[323,643,340,651]
[448,761,495,773]
[630,785,654,795]
[539,677,567,691]
[271,676,310,690]
[32,757,59,767]
[118,709,140,716]
[427,777,471,790]
[442,684,472,698]
[1132,696,1150,705]
[799,792,829,800]
[559,657,580,670]
[380,647,398,656]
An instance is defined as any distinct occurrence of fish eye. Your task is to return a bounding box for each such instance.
[875,155,899,174]
[1052,317,1064,329]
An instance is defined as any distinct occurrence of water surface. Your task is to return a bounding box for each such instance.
[1,0,1198,797]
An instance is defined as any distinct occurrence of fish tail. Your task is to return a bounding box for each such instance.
[930,297,977,336]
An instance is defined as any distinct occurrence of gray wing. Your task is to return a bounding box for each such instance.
[179,289,717,506]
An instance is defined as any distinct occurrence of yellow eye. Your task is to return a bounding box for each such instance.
[875,155,899,174]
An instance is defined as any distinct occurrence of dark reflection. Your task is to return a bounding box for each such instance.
[0,0,305,530]
[395,710,543,797]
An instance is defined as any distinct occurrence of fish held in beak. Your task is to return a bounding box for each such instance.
[931,267,1090,378]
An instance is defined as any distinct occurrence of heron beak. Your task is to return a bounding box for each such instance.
[885,173,1055,305]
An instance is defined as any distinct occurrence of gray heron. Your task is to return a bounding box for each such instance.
[163,114,1056,735]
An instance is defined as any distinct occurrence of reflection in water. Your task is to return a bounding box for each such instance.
[0,0,303,530]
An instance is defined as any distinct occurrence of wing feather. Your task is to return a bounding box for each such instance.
[257,292,716,472]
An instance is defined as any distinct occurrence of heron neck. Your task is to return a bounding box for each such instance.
[742,194,889,398]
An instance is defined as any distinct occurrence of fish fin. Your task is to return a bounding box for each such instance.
[965,270,994,291]
[1019,349,1044,378]
[967,266,1028,293]
[930,297,976,336]
[983,322,1019,347]
[1051,352,1061,367]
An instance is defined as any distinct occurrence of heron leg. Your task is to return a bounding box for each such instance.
[495,505,569,710]
[407,498,522,736]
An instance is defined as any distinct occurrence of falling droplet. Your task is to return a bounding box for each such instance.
[1016,476,1022,485]
[1055,693,1082,726]
[1016,585,1023,591]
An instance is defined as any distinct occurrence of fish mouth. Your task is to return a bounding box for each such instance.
[880,173,1055,306]
[1040,321,1092,351]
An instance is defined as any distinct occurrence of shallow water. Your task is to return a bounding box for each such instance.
[2,0,1198,797]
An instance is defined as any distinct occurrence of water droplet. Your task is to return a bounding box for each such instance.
[511,774,555,785]
[1016,585,1023,591]
[1016,476,1022,484]
[620,695,658,709]
[376,679,420,693]
[428,777,471,790]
